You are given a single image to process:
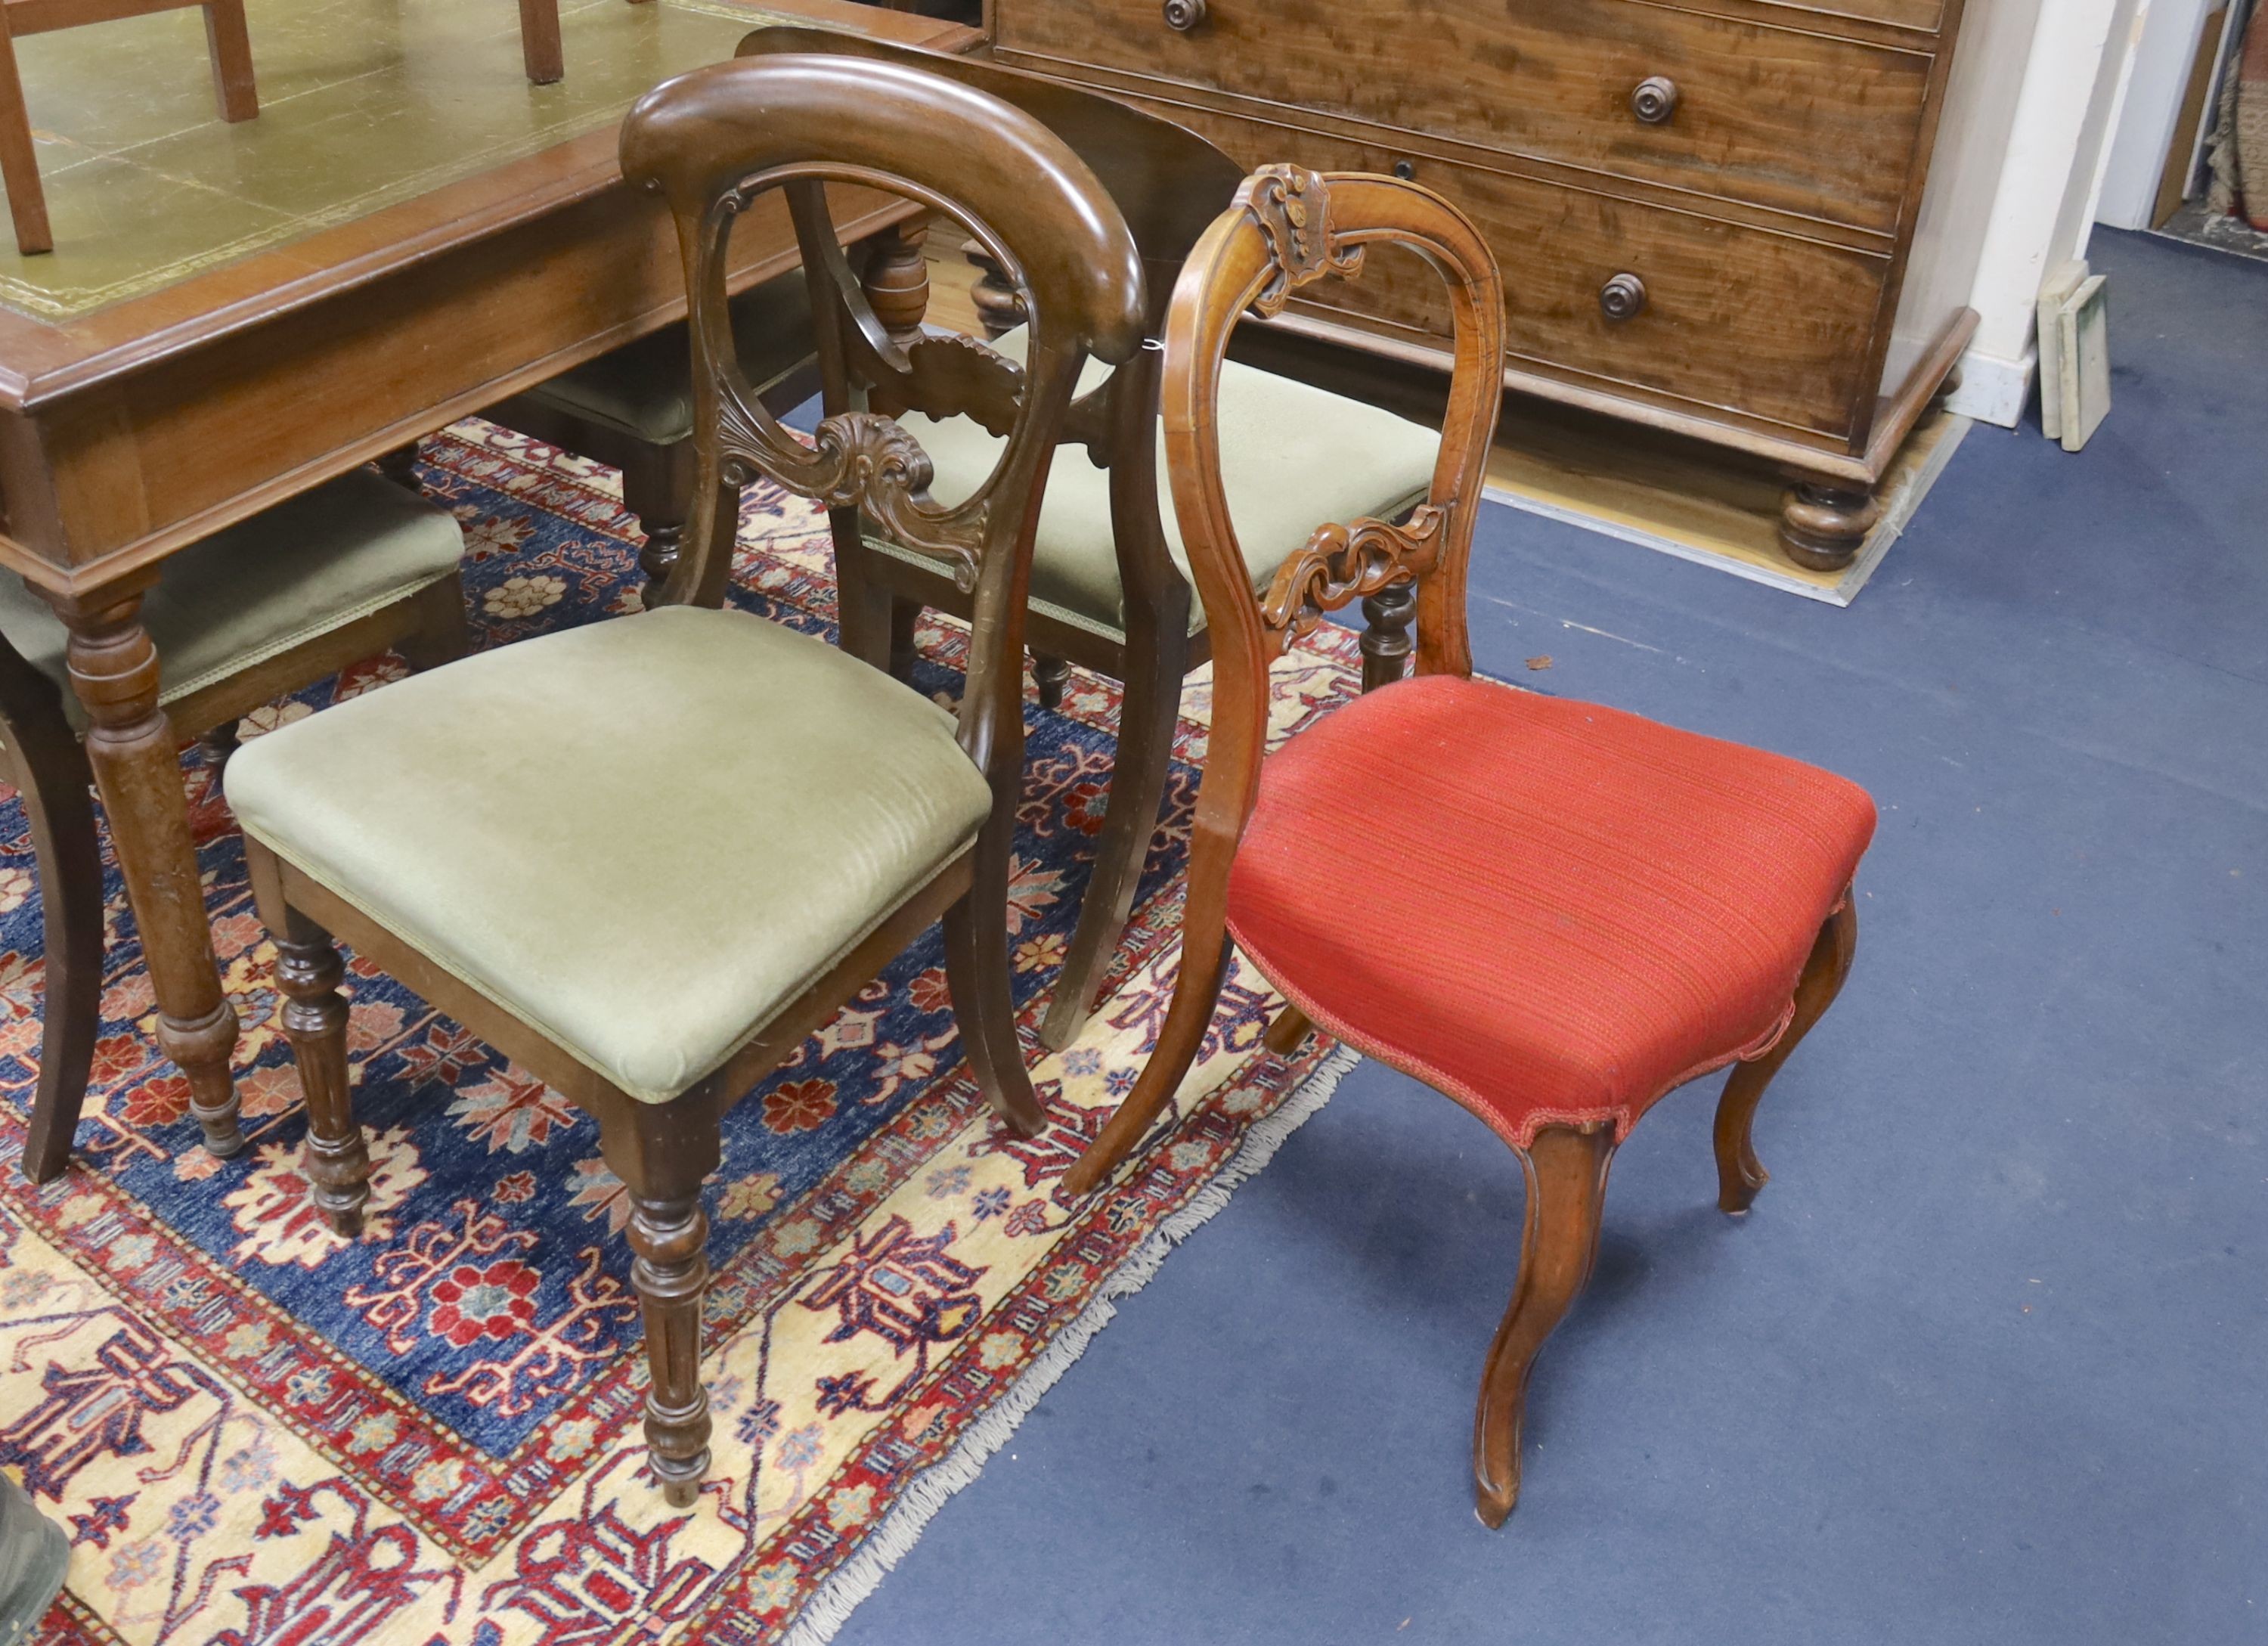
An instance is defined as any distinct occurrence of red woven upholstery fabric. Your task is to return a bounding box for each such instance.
[1226,674,1876,1147]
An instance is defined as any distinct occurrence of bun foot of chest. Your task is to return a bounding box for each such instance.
[1777,480,1879,572]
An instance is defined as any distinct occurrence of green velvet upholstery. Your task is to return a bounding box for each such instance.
[876,327,1442,639]
[522,272,816,445]
[0,469,464,731]
[224,606,993,1104]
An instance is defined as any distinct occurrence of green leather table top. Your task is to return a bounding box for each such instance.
[0,0,792,319]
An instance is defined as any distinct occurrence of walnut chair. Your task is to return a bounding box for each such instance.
[1062,166,1879,1526]
[736,26,1445,1053]
[3,468,468,1183]
[0,0,257,256]
[223,54,1144,1505]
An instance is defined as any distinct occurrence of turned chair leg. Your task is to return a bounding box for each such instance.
[1032,653,1068,710]
[599,1094,719,1507]
[272,907,369,1236]
[1038,631,1183,1051]
[1473,1122,1615,1527]
[943,833,1046,1136]
[631,1188,710,1507]
[1714,897,1859,1214]
[888,597,922,686]
[197,721,240,775]
[395,573,472,673]
[14,738,101,1183]
[375,442,422,491]
[1360,579,1416,693]
[622,443,692,612]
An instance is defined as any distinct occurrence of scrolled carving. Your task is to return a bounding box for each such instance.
[1260,504,1449,637]
[1244,165,1365,318]
[714,384,987,591]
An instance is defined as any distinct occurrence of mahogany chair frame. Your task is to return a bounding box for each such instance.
[8,565,466,1183]
[736,26,1249,1052]
[1061,166,1862,1525]
[246,54,1145,1506]
[0,0,257,256]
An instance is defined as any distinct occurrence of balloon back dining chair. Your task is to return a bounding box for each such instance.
[1063,164,1879,1525]
[222,53,1146,1505]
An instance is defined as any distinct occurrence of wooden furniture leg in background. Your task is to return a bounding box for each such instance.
[1778,478,1879,572]
[961,237,1025,339]
[54,589,243,1156]
[862,218,930,349]
[0,23,50,255]
[517,0,563,82]
[201,0,258,120]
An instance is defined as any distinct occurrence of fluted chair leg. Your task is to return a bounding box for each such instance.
[272,907,369,1237]
[1714,897,1857,1214]
[1473,1122,1615,1527]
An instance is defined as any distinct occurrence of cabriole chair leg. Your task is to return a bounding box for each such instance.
[1713,897,1858,1214]
[1473,1122,1615,1527]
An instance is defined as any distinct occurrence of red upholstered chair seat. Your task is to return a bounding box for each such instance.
[1225,674,1878,1147]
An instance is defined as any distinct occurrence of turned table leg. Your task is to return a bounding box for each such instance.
[862,219,931,351]
[962,237,1026,341]
[1777,479,1879,573]
[54,589,243,1156]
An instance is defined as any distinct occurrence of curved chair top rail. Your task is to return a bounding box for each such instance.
[1163,165,1505,823]
[622,54,1144,365]
[620,54,1145,783]
[736,26,1245,284]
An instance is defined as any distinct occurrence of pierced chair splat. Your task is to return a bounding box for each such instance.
[222,54,1145,1507]
[1063,165,1879,1525]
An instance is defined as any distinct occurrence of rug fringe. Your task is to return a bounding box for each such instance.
[778,1041,1363,1646]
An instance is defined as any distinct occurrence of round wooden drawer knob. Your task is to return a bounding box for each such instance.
[1631,76,1679,125]
[1599,271,1647,321]
[1162,0,1207,31]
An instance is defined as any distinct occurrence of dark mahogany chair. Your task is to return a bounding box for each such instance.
[223,54,1142,1505]
[737,26,1443,1053]
[3,468,467,1181]
[1064,166,1878,1525]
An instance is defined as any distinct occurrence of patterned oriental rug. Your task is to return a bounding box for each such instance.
[0,421,1363,1645]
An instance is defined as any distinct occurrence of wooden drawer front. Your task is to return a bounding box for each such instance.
[993,0,1934,234]
[1149,104,1888,436]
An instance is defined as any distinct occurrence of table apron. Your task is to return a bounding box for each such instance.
[0,179,910,602]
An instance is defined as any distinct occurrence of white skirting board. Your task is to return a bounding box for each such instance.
[1483,416,1973,608]
[1947,344,2039,428]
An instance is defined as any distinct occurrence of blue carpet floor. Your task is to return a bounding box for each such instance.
[832,228,2268,1644]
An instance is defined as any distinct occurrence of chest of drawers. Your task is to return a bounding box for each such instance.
[984,0,1988,569]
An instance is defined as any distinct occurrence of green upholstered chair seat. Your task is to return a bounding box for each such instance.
[874,326,1441,639]
[223,606,993,1105]
[0,469,464,732]
[522,272,816,445]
